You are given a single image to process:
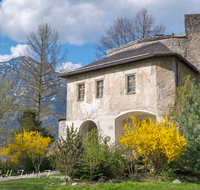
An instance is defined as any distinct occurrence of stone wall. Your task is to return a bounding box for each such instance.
[106,14,200,71]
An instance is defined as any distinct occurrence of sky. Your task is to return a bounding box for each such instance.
[0,0,199,70]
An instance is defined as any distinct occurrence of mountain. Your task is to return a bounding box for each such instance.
[0,57,67,137]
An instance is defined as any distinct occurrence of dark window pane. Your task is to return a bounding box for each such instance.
[133,75,135,80]
[129,87,132,92]
[128,76,132,81]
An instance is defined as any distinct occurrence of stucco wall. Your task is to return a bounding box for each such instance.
[66,59,159,140]
[177,58,198,86]
[156,57,176,116]
[65,57,190,139]
[59,56,198,140]
[58,120,66,138]
[67,59,158,118]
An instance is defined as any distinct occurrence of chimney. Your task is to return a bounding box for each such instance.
[185,14,200,36]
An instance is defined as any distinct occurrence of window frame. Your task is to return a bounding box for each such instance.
[77,83,85,101]
[95,79,104,98]
[125,73,136,95]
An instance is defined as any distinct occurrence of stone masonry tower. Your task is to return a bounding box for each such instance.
[106,14,200,71]
[185,14,200,70]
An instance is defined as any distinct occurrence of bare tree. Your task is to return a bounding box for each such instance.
[135,8,165,39]
[95,17,135,60]
[16,23,67,120]
[95,8,165,60]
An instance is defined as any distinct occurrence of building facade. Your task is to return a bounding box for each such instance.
[59,14,200,141]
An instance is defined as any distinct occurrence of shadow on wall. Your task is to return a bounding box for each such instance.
[80,120,97,138]
[115,110,157,140]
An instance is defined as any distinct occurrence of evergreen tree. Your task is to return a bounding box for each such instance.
[171,75,200,171]
[52,124,83,181]
[17,109,55,142]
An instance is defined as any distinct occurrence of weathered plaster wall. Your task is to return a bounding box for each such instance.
[177,59,198,86]
[156,57,198,117]
[67,60,158,116]
[156,57,176,116]
[60,57,198,140]
[66,59,158,140]
[58,120,66,138]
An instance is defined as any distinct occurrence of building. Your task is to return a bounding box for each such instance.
[59,14,200,141]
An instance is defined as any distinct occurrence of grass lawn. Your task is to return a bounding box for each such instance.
[0,174,200,190]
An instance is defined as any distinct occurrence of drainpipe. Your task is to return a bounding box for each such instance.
[176,58,180,88]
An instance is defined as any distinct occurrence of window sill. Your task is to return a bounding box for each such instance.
[77,99,84,102]
[126,92,136,95]
[96,96,103,99]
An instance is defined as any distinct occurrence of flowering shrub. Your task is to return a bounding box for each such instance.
[118,115,187,173]
[0,130,51,175]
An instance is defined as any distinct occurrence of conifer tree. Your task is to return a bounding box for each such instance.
[17,109,55,142]
[171,76,200,171]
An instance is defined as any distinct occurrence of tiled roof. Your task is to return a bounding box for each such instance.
[59,42,198,78]
[106,33,185,55]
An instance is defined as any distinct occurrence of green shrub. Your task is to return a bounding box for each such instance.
[51,124,83,181]
[171,75,200,171]
[81,128,127,180]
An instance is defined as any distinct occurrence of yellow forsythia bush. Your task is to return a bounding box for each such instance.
[118,115,187,173]
[0,130,51,163]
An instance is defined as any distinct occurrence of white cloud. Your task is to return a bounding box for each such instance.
[0,44,28,62]
[56,62,82,73]
[0,0,199,45]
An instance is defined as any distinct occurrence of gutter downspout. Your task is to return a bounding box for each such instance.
[176,58,180,88]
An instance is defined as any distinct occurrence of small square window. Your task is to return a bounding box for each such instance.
[127,75,136,93]
[97,80,104,97]
[78,84,85,100]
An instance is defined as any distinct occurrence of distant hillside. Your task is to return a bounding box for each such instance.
[0,57,67,137]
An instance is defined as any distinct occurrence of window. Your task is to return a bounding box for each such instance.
[78,84,85,100]
[97,80,104,97]
[128,75,136,93]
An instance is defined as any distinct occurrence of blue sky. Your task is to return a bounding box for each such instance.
[0,0,199,69]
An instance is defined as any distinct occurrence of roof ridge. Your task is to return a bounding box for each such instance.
[72,42,172,72]
[106,34,174,55]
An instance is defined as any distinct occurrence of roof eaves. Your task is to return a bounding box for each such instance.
[59,53,152,78]
[153,53,199,73]
[59,53,199,78]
